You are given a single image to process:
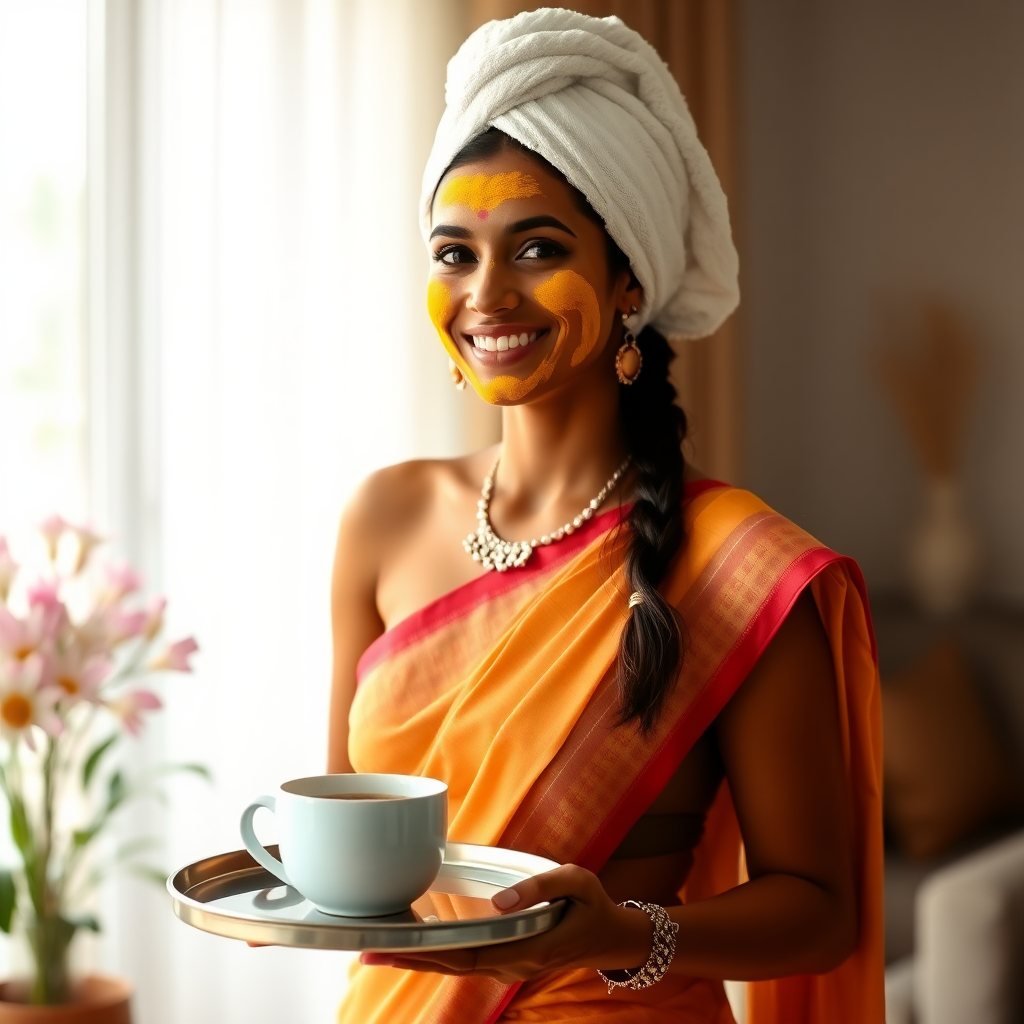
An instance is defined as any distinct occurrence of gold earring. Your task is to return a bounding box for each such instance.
[448,357,468,391]
[615,309,642,385]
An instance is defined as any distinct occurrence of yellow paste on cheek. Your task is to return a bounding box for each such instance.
[427,270,600,406]
[533,271,602,367]
[438,172,543,216]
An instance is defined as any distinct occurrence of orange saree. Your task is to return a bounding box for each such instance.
[339,482,884,1024]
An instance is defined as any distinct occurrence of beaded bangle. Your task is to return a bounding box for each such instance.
[597,900,680,994]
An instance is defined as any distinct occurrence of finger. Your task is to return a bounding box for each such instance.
[491,863,601,914]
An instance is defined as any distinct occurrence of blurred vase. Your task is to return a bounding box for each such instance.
[907,477,980,616]
[0,977,131,1023]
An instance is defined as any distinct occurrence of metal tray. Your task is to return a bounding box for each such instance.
[168,841,567,951]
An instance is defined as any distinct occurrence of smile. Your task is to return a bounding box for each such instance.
[470,331,539,352]
[463,327,548,368]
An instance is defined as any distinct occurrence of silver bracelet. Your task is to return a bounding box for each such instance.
[597,900,680,994]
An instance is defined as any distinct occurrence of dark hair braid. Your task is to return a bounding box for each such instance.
[616,326,687,734]
[438,128,689,734]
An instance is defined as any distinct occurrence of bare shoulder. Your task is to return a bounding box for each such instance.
[338,450,492,557]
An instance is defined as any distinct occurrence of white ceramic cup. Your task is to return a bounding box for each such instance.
[240,773,447,917]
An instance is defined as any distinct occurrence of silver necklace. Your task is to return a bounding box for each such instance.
[463,455,632,572]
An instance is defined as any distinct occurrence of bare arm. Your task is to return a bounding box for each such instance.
[326,477,388,774]
[666,588,858,978]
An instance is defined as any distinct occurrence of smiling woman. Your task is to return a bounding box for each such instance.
[328,9,884,1024]
[428,150,613,405]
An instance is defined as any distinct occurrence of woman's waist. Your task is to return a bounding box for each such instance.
[597,849,695,907]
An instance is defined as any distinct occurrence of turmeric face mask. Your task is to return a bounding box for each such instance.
[438,171,543,219]
[427,270,602,405]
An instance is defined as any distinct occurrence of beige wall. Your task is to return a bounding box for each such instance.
[739,0,1024,603]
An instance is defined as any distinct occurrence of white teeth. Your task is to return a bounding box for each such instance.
[471,331,539,352]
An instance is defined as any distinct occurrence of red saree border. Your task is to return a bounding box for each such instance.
[577,548,875,873]
[355,479,729,683]
[483,548,874,1024]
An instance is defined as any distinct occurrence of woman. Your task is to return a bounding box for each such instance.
[327,10,883,1023]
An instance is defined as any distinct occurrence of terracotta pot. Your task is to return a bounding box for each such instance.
[0,977,131,1023]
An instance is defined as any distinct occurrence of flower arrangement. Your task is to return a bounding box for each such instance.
[0,516,202,1005]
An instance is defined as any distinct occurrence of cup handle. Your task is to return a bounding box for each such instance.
[240,795,293,887]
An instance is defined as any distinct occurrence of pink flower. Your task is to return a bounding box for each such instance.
[37,515,69,562]
[149,637,198,673]
[0,538,17,603]
[106,689,162,736]
[141,597,167,641]
[100,564,143,604]
[74,606,146,654]
[64,522,105,574]
[0,653,63,750]
[0,598,65,662]
[51,648,111,704]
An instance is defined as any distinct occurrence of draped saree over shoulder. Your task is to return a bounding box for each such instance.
[340,482,884,1024]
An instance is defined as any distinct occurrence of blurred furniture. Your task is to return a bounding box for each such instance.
[875,596,1024,1023]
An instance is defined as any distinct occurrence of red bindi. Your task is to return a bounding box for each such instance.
[477,209,489,220]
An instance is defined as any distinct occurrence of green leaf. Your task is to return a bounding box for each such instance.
[9,800,31,857]
[105,770,127,813]
[176,763,213,782]
[126,864,168,887]
[149,762,213,784]
[82,735,118,789]
[72,826,101,849]
[0,870,16,933]
[66,913,101,934]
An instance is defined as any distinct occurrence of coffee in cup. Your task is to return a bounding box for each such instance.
[240,773,447,917]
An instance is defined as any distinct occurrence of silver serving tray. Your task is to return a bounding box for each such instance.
[168,841,567,951]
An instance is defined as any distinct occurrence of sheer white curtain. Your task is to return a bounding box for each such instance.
[89,2,475,1021]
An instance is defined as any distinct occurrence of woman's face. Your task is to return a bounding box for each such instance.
[428,148,637,405]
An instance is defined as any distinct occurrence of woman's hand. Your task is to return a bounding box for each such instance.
[359,865,652,983]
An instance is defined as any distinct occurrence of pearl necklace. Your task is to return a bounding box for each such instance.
[463,455,632,572]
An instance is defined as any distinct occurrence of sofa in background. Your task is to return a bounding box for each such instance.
[874,597,1024,1024]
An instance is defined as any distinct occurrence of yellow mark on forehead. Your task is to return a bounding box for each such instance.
[439,172,543,216]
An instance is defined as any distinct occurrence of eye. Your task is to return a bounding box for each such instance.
[434,244,477,266]
[518,238,569,261]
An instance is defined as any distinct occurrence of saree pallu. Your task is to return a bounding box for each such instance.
[340,482,884,1024]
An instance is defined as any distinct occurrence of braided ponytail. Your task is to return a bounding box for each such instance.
[616,326,688,735]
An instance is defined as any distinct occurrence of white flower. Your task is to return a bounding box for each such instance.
[50,648,111,705]
[0,654,62,750]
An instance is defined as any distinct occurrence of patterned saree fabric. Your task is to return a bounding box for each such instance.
[340,484,884,1024]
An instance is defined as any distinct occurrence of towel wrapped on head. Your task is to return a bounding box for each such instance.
[420,7,739,340]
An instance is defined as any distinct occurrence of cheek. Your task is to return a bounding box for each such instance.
[427,277,451,335]
[427,278,460,359]
[532,271,602,366]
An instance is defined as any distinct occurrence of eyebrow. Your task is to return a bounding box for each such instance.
[428,215,577,242]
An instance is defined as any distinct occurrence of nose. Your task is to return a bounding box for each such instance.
[467,258,520,317]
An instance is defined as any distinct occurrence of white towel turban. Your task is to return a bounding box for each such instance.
[420,7,739,340]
